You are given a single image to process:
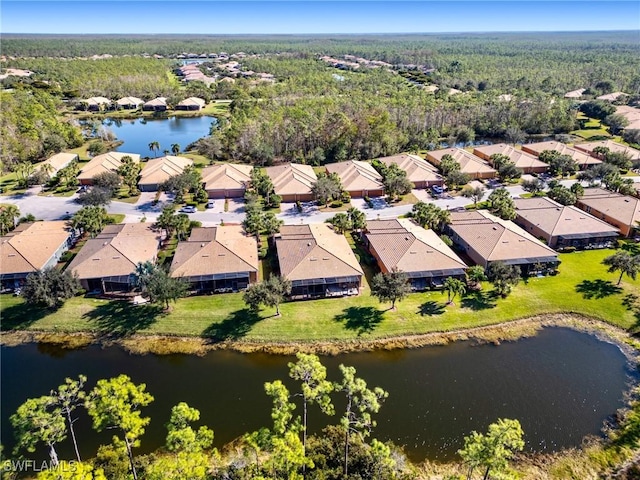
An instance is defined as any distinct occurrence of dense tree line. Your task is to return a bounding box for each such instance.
[3,32,639,96]
[3,57,178,100]
[0,89,83,170]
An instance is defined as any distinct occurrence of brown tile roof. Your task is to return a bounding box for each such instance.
[577,188,640,227]
[78,152,141,182]
[0,221,71,275]
[67,223,160,280]
[425,148,497,176]
[514,197,619,238]
[138,156,193,187]
[376,154,442,184]
[170,226,258,278]
[325,160,384,191]
[84,96,111,106]
[177,97,206,108]
[265,163,317,196]
[144,97,167,107]
[37,153,78,175]
[449,210,558,264]
[521,141,601,168]
[573,140,640,161]
[116,96,144,106]
[276,224,363,281]
[615,106,640,130]
[202,163,253,191]
[366,218,467,275]
[473,144,548,171]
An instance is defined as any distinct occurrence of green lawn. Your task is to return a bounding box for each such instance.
[571,114,611,140]
[2,249,639,343]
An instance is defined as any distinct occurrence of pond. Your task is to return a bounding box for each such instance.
[93,116,215,157]
[0,328,635,463]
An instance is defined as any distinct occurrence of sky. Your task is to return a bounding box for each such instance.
[2,1,639,34]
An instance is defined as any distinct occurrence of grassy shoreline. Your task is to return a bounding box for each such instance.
[2,313,639,359]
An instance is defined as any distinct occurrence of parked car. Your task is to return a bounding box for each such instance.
[179,206,197,214]
[431,185,444,196]
[205,200,216,209]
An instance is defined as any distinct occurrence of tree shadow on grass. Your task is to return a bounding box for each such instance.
[622,293,640,336]
[575,279,622,299]
[418,301,446,316]
[334,306,384,336]
[82,301,166,338]
[0,301,51,330]
[202,308,262,343]
[460,290,498,310]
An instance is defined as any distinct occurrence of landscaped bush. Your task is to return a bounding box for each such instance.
[331,200,343,208]
[58,251,75,263]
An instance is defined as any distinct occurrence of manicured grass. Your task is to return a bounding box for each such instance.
[571,129,611,140]
[572,114,611,140]
[387,192,419,206]
[317,202,352,212]
[201,100,231,117]
[108,213,126,224]
[181,152,211,168]
[0,172,22,195]
[2,249,638,343]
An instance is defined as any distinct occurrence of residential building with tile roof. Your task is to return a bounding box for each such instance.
[176,97,206,110]
[575,188,640,237]
[425,148,497,179]
[77,152,141,185]
[115,97,144,109]
[573,140,640,162]
[0,221,75,288]
[513,197,619,249]
[138,155,193,191]
[447,210,559,275]
[264,163,318,202]
[170,226,258,292]
[275,223,363,299]
[521,141,601,169]
[376,154,443,188]
[202,163,253,198]
[473,144,548,174]
[36,152,78,176]
[67,223,161,293]
[325,160,385,197]
[365,218,467,290]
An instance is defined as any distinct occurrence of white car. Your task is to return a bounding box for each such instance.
[179,206,197,214]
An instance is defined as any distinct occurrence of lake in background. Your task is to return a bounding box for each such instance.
[98,116,215,157]
[0,327,635,462]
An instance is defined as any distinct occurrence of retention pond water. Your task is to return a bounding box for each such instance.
[0,327,635,462]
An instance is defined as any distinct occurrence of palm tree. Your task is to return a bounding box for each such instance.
[347,207,366,232]
[174,213,190,241]
[443,277,466,305]
[156,205,177,240]
[39,163,55,183]
[331,213,352,234]
[0,204,20,234]
[466,265,486,290]
[148,141,160,158]
[171,143,181,155]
